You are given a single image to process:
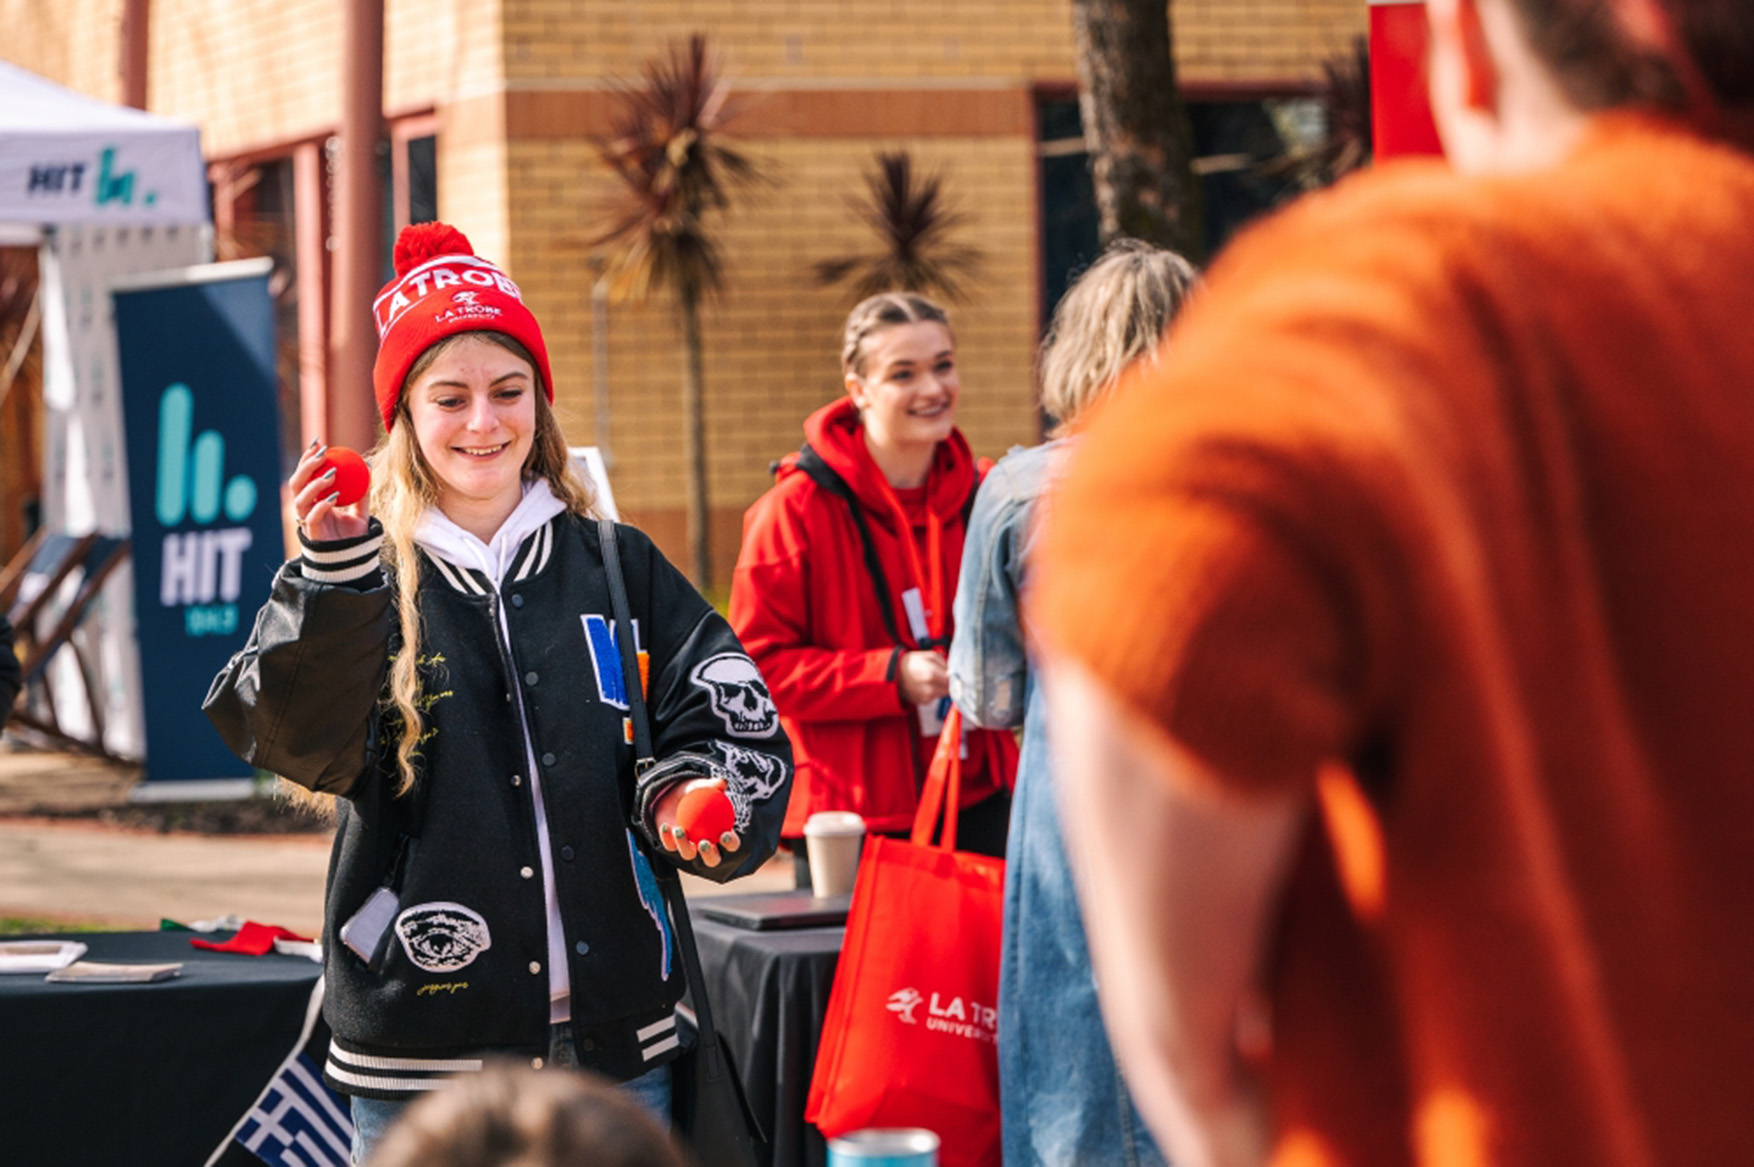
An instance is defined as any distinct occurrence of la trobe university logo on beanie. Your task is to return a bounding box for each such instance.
[370,222,556,432]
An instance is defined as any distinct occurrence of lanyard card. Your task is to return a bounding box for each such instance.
[901,587,932,644]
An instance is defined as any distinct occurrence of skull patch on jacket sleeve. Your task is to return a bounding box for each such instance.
[690,653,780,738]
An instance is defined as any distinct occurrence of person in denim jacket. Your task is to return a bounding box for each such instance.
[949,241,1196,1167]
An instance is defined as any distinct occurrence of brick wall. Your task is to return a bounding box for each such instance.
[503,132,1041,527]
[491,0,1360,87]
[0,0,126,104]
[1,0,1366,581]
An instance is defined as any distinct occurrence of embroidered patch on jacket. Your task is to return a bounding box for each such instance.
[626,832,673,981]
[690,653,779,738]
[394,902,492,973]
[582,614,644,711]
[711,742,789,831]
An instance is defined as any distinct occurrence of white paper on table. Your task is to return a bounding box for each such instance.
[0,940,88,974]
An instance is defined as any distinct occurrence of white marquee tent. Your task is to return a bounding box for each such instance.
[2,60,211,760]
[0,59,206,230]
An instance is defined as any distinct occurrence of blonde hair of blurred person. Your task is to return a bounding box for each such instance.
[365,1063,686,1167]
[946,238,1197,1167]
[1037,241,1199,433]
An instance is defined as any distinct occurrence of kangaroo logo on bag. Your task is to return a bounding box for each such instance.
[395,902,492,973]
[886,987,923,1024]
[690,653,779,737]
[886,984,995,1042]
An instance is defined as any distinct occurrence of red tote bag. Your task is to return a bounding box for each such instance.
[806,707,1004,1167]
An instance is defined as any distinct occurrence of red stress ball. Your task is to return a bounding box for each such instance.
[674,784,735,845]
[316,446,371,507]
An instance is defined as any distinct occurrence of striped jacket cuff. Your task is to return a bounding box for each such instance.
[300,518,385,588]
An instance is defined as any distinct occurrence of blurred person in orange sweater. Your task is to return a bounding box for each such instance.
[1033,1,1754,1165]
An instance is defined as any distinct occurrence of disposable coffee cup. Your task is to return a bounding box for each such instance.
[803,811,866,899]
[827,1128,939,1167]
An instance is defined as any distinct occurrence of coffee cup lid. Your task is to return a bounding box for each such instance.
[804,811,866,836]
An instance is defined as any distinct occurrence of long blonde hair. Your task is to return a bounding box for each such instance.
[1038,241,1198,434]
[374,331,596,796]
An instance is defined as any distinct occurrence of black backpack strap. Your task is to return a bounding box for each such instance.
[793,444,905,647]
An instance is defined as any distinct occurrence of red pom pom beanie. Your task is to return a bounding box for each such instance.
[370,222,554,432]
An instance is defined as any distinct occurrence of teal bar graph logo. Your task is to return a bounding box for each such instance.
[156,383,257,635]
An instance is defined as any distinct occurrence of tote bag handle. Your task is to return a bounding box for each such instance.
[909,706,964,851]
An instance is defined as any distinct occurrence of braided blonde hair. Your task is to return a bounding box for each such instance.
[373,331,596,797]
[840,292,953,377]
[1038,241,1198,434]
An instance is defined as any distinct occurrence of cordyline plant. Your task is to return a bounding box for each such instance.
[585,34,764,591]
[1257,37,1374,191]
[813,151,984,304]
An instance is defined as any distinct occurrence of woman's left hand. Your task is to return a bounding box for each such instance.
[653,776,743,868]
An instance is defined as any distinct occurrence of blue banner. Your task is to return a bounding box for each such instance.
[113,262,282,786]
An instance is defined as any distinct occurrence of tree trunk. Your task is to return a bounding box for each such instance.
[1069,0,1206,259]
[680,289,712,592]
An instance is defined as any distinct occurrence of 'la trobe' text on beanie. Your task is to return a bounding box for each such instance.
[370,222,555,432]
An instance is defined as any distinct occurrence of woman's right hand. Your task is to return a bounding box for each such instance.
[897,649,950,705]
[291,440,370,542]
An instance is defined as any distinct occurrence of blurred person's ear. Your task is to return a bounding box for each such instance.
[1427,0,1591,173]
[1427,0,1503,166]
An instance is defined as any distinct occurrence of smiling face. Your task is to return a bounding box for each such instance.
[846,321,960,459]
[405,334,538,532]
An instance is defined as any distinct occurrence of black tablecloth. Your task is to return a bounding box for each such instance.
[0,930,322,1167]
[690,912,844,1167]
[0,921,838,1167]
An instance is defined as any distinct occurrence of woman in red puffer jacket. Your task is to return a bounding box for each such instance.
[730,292,1017,883]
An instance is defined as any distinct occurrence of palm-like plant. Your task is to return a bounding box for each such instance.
[586,34,763,591]
[813,152,984,304]
[1257,37,1373,191]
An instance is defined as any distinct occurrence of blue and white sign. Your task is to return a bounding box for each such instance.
[113,258,282,788]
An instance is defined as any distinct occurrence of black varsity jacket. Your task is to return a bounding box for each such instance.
[203,514,792,1097]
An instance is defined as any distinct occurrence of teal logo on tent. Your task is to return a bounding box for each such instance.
[94,147,156,207]
[156,383,257,636]
[24,147,157,207]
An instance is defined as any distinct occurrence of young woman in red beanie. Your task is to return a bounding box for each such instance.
[730,293,1017,883]
[205,223,791,1162]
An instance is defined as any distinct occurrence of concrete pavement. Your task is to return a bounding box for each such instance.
[0,817,333,933]
[0,744,792,935]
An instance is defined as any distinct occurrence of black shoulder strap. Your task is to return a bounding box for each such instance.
[598,519,722,1040]
[794,444,904,646]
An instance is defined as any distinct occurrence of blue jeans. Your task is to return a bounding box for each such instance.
[348,1024,673,1164]
[998,712,1168,1167]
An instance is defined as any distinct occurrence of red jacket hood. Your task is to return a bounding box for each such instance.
[790,397,979,530]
